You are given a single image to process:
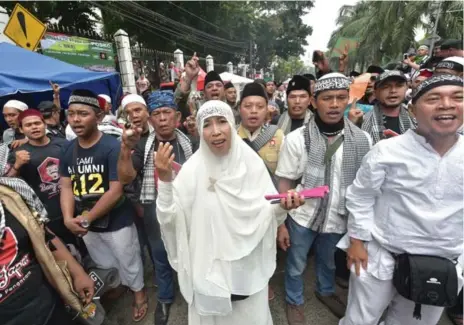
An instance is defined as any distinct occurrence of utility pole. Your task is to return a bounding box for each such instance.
[249,40,253,79]
[429,0,442,51]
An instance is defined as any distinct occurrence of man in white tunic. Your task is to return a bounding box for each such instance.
[339,74,464,325]
[276,73,372,324]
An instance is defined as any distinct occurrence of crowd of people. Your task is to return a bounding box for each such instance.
[0,37,463,325]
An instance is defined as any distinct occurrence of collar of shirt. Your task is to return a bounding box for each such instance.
[243,125,263,142]
[408,129,463,156]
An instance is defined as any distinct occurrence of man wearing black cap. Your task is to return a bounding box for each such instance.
[175,54,225,121]
[275,75,313,135]
[276,73,372,324]
[439,39,463,58]
[224,82,240,124]
[362,70,415,144]
[38,101,66,138]
[339,74,463,325]
[59,89,148,322]
[237,82,285,301]
[358,65,385,105]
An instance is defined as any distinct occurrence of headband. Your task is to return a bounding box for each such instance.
[412,74,463,104]
[146,91,177,113]
[68,89,100,111]
[435,57,464,73]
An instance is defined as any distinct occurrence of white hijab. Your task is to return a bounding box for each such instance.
[160,100,282,316]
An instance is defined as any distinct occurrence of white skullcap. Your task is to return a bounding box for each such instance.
[418,45,429,51]
[121,94,146,110]
[98,94,111,104]
[442,56,464,66]
[4,100,28,111]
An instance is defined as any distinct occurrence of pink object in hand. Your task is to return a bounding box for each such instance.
[265,185,330,200]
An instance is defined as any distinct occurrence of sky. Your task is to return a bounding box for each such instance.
[301,0,359,65]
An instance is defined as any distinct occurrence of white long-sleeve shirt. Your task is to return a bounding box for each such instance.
[345,129,463,260]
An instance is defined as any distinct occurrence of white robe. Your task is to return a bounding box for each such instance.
[156,100,286,324]
[338,130,464,325]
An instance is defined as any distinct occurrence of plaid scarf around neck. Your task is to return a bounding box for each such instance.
[140,129,192,204]
[302,117,371,217]
[362,104,415,144]
[277,110,312,135]
[0,177,49,240]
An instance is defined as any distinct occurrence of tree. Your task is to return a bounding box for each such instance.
[0,1,99,30]
[100,1,313,69]
[273,56,306,82]
[328,1,463,69]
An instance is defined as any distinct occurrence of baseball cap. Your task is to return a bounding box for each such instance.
[374,70,407,89]
[37,101,57,118]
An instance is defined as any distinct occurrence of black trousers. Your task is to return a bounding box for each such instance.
[45,302,80,325]
[448,289,463,315]
[335,248,350,281]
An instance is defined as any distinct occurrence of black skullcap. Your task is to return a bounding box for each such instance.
[412,74,463,104]
[224,82,235,90]
[440,39,463,50]
[367,65,385,74]
[350,71,361,77]
[302,74,316,81]
[68,89,100,111]
[37,101,57,118]
[254,79,266,87]
[241,82,268,103]
[204,71,223,86]
[374,70,407,89]
[286,75,310,96]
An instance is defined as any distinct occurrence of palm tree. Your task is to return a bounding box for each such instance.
[328,1,463,70]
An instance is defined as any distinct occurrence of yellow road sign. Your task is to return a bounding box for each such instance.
[3,3,47,51]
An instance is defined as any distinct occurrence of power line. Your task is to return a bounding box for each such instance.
[95,1,242,56]
[167,1,231,35]
[122,1,248,48]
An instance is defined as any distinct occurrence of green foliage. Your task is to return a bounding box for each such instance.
[273,56,306,82]
[0,1,99,30]
[329,1,463,69]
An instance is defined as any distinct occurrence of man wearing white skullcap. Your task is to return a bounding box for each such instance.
[2,100,29,147]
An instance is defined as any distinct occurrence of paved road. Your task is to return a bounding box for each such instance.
[103,251,454,325]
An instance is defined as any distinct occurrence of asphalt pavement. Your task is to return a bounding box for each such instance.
[102,251,454,325]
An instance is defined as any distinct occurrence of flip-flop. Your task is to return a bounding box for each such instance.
[132,297,149,322]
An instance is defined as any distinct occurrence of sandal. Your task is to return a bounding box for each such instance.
[132,297,149,322]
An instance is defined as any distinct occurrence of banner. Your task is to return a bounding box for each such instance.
[40,32,116,72]
[330,37,359,58]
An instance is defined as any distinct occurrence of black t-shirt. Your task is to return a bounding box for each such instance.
[290,119,305,132]
[384,116,401,134]
[59,134,133,232]
[1,209,55,325]
[8,137,68,219]
[132,133,187,178]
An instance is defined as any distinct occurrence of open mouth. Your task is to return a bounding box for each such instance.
[434,115,457,122]
[31,131,41,136]
[327,111,340,116]
[212,139,226,148]
[248,117,259,123]
[387,96,399,101]
[73,126,84,132]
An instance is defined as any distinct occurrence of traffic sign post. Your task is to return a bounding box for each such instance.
[3,3,47,51]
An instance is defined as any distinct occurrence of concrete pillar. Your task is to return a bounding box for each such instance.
[241,64,247,77]
[206,55,214,72]
[174,49,184,69]
[114,29,137,94]
[227,62,233,74]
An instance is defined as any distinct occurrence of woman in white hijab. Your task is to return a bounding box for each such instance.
[155,100,304,325]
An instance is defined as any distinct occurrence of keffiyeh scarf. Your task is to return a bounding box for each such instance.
[302,117,370,220]
[0,177,49,240]
[139,129,192,203]
[277,109,312,135]
[362,104,415,144]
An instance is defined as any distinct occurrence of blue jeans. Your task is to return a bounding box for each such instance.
[143,202,175,304]
[285,217,342,306]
